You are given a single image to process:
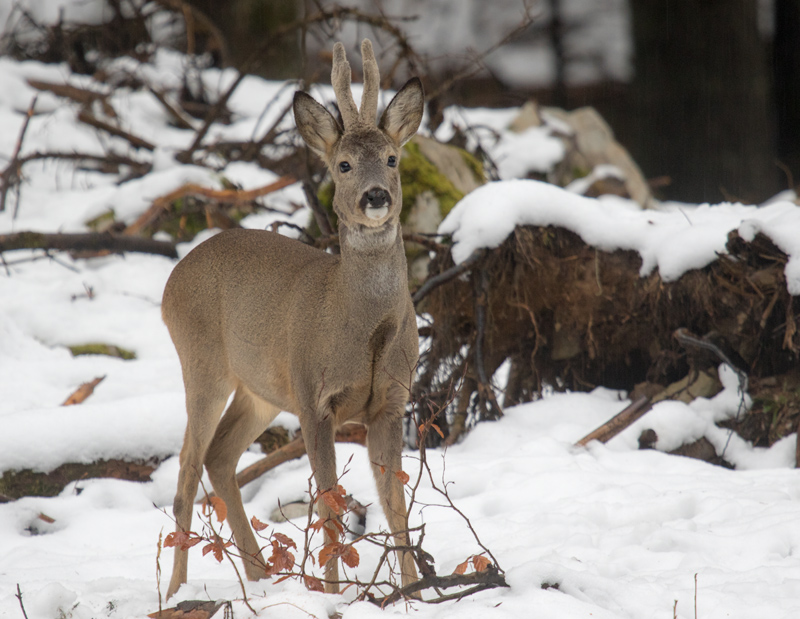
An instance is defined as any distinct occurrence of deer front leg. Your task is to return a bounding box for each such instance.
[367,409,419,590]
[299,409,340,593]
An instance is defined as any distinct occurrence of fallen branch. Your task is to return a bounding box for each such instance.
[204,425,367,501]
[574,395,651,447]
[234,436,306,490]
[77,109,155,151]
[370,566,509,606]
[26,78,108,107]
[147,87,195,130]
[0,232,178,258]
[0,150,152,203]
[124,175,296,236]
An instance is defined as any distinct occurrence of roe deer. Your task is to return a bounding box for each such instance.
[162,39,424,599]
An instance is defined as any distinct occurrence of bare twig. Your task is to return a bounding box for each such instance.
[15,584,29,619]
[147,86,195,130]
[412,248,485,305]
[77,109,155,151]
[175,71,248,164]
[1,94,37,216]
[424,5,538,101]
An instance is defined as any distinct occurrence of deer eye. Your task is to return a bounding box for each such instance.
[387,156,397,168]
[339,161,352,173]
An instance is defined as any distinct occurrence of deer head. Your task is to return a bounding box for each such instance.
[293,40,424,235]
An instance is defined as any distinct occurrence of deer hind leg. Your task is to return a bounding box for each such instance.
[205,385,281,582]
[367,396,419,590]
[167,374,234,600]
[298,408,339,593]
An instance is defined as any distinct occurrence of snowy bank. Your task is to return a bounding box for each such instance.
[439,179,800,294]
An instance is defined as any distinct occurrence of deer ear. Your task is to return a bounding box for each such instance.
[379,77,424,147]
[293,91,342,157]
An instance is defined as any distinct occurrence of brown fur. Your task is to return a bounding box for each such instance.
[163,39,424,599]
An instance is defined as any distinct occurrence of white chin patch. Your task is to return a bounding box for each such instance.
[366,206,389,220]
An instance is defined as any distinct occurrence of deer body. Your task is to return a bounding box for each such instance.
[163,40,424,600]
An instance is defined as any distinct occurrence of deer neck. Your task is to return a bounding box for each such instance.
[337,221,408,309]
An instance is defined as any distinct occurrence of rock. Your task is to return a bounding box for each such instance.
[510,101,653,208]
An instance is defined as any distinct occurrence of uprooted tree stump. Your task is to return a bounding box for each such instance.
[414,225,800,446]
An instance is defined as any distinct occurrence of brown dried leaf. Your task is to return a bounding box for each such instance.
[304,575,324,592]
[454,559,469,575]
[208,496,227,523]
[394,470,410,485]
[318,542,338,567]
[320,486,348,515]
[472,554,491,572]
[251,515,269,532]
[164,531,202,551]
[341,544,360,568]
[273,532,297,550]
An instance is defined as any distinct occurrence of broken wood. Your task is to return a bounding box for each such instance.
[77,109,155,151]
[0,231,178,258]
[62,376,106,406]
[369,565,509,606]
[124,175,296,236]
[26,78,109,107]
[574,395,651,447]
[148,599,224,619]
[203,424,368,501]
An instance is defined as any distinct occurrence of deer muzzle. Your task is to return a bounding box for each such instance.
[361,187,391,220]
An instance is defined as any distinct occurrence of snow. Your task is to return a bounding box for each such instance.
[439,178,800,294]
[2,36,800,619]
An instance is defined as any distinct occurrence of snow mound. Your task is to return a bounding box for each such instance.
[439,179,800,292]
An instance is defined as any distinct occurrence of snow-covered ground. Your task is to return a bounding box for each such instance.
[2,39,800,619]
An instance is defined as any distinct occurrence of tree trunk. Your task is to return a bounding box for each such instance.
[629,0,777,203]
[774,0,800,189]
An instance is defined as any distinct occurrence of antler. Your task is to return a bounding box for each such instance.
[331,40,380,129]
[359,39,379,125]
[331,42,359,129]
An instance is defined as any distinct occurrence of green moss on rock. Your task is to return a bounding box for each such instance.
[399,140,464,221]
[69,343,136,360]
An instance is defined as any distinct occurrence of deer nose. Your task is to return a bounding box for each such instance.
[361,187,390,210]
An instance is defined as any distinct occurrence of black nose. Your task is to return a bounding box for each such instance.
[361,187,390,210]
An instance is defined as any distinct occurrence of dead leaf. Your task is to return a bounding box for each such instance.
[304,575,324,592]
[207,496,227,523]
[473,554,491,572]
[251,515,268,531]
[454,559,469,575]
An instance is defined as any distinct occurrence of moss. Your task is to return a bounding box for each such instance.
[459,149,487,186]
[85,209,116,232]
[156,196,209,241]
[69,343,136,360]
[399,141,465,221]
[0,459,159,499]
